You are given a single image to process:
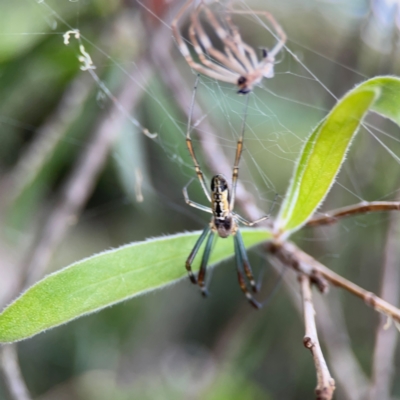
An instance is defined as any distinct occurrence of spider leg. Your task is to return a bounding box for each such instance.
[186,136,212,202]
[197,229,215,297]
[239,43,259,70]
[234,233,262,309]
[224,47,249,74]
[236,42,259,69]
[186,76,212,202]
[171,0,196,55]
[185,225,211,284]
[171,0,238,83]
[224,13,259,69]
[227,9,287,59]
[235,229,258,293]
[191,4,247,76]
[235,234,285,308]
[229,95,249,211]
[228,9,286,80]
[234,213,269,226]
[229,131,243,212]
[202,7,254,73]
[183,182,213,214]
[189,19,240,82]
[188,22,238,79]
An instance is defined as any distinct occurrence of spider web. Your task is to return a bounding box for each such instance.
[1,0,400,258]
[2,0,400,397]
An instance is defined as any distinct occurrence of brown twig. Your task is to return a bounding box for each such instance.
[0,345,31,400]
[307,201,400,227]
[299,274,335,400]
[267,251,368,400]
[270,240,400,322]
[369,199,400,399]
[302,229,369,400]
[314,294,369,400]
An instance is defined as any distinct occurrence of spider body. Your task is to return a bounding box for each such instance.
[172,0,286,94]
[236,73,264,95]
[210,174,237,238]
[237,76,251,94]
[236,51,275,94]
[211,175,230,215]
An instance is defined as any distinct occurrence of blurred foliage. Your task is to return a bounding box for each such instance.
[1,0,400,399]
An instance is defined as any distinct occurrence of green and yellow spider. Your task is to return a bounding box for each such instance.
[183,85,268,308]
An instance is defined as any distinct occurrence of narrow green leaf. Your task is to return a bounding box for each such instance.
[275,76,400,235]
[0,229,271,343]
[277,121,323,224]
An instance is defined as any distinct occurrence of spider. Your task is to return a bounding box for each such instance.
[183,79,268,308]
[171,0,286,94]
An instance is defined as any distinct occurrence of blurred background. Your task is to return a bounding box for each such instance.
[1,0,400,398]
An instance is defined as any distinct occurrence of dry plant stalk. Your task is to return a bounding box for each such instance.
[300,274,335,400]
[307,201,400,226]
[270,241,400,322]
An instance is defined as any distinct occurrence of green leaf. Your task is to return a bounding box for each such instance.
[275,76,400,236]
[0,229,271,343]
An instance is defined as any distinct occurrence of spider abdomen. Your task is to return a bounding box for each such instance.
[211,174,230,218]
[210,174,237,238]
[214,216,235,238]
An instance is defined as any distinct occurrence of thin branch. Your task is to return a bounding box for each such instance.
[306,229,369,400]
[269,240,400,322]
[314,294,369,400]
[300,274,335,400]
[18,56,153,290]
[268,252,368,400]
[0,345,31,400]
[307,201,400,227]
[369,199,400,399]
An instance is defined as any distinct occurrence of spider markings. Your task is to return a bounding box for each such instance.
[183,80,268,308]
[171,0,286,94]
